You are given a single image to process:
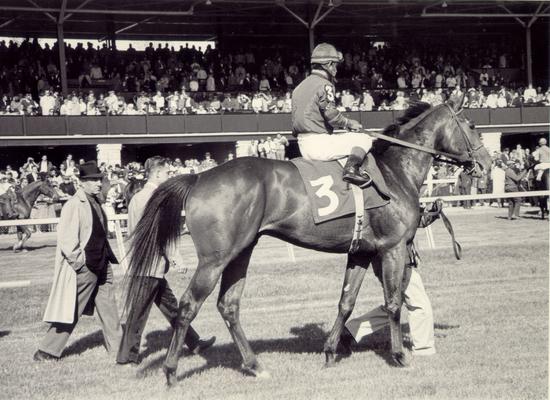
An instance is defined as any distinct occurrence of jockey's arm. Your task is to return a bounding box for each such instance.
[318,85,361,132]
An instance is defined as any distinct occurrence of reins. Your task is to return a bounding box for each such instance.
[367,130,471,164]
[364,103,482,167]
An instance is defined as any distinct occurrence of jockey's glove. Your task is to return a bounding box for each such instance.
[346,119,363,132]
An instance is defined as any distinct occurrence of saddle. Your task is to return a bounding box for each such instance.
[291,154,390,225]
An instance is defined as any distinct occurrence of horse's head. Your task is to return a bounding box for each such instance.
[40,179,60,202]
[437,99,492,178]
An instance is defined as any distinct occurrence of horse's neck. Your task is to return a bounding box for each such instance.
[378,119,440,193]
[21,184,42,206]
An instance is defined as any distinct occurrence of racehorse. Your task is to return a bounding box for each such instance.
[9,180,59,252]
[535,168,549,219]
[126,99,492,385]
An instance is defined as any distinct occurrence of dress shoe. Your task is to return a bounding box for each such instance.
[190,336,216,355]
[33,350,59,361]
[116,359,140,367]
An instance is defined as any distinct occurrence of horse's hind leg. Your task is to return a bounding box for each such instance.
[376,243,410,367]
[217,245,269,378]
[324,256,368,367]
[163,260,224,386]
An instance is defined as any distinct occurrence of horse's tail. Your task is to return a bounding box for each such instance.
[123,174,198,313]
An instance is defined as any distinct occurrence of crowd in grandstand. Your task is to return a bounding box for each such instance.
[0,38,549,115]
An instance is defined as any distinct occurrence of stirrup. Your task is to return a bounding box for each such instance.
[343,171,372,188]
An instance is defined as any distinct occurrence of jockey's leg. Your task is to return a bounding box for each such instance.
[343,147,372,187]
[339,132,374,188]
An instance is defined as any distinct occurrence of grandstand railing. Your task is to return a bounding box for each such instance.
[0,106,548,138]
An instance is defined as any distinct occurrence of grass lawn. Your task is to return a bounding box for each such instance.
[0,206,547,400]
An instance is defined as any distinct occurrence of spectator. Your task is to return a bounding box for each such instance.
[504,160,526,220]
[491,159,506,207]
[58,174,76,197]
[27,165,41,183]
[523,84,537,103]
[38,155,53,174]
[200,152,217,171]
[273,133,289,160]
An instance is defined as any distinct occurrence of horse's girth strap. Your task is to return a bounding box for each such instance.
[349,185,364,254]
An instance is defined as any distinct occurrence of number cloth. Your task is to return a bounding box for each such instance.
[290,157,388,223]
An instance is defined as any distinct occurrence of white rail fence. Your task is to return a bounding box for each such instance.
[0,190,547,289]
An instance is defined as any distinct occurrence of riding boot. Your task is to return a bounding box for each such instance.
[343,147,372,187]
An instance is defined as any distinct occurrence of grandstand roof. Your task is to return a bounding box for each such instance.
[0,0,548,43]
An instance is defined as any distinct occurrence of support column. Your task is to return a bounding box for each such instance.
[56,23,68,96]
[481,131,502,155]
[308,27,315,56]
[96,143,122,166]
[525,25,532,85]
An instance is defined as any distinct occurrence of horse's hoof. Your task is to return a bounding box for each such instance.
[241,363,271,379]
[163,366,177,387]
[392,350,411,367]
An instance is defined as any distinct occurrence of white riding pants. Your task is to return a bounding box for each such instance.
[298,132,373,161]
[345,269,435,355]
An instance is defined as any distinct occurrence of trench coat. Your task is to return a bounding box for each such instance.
[43,188,117,324]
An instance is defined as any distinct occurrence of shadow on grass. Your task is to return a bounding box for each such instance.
[136,322,424,382]
[0,244,55,252]
[0,330,11,338]
[135,319,461,381]
[524,209,544,215]
[520,215,547,220]
[434,323,460,330]
[62,330,105,357]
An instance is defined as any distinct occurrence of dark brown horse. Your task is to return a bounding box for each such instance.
[9,180,59,252]
[126,100,492,385]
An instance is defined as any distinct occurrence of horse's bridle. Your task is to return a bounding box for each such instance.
[368,103,484,172]
[444,104,485,174]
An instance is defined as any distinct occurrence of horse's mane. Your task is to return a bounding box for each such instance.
[373,101,432,154]
[19,180,44,197]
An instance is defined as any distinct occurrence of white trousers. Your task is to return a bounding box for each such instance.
[298,132,373,161]
[345,269,435,355]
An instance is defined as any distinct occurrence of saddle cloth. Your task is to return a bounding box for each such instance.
[291,154,390,224]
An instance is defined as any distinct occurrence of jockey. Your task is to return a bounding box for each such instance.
[533,138,550,181]
[292,43,375,187]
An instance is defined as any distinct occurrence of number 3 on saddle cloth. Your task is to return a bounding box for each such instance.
[291,153,390,224]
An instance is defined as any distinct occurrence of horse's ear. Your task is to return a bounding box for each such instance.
[448,91,465,112]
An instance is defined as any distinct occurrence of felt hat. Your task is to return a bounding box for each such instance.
[78,161,104,180]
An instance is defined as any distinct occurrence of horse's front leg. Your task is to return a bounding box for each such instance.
[13,225,30,252]
[376,243,411,367]
[324,256,368,367]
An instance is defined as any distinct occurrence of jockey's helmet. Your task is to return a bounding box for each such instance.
[311,43,343,65]
[311,43,343,79]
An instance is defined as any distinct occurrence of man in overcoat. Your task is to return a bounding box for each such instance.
[34,161,122,361]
